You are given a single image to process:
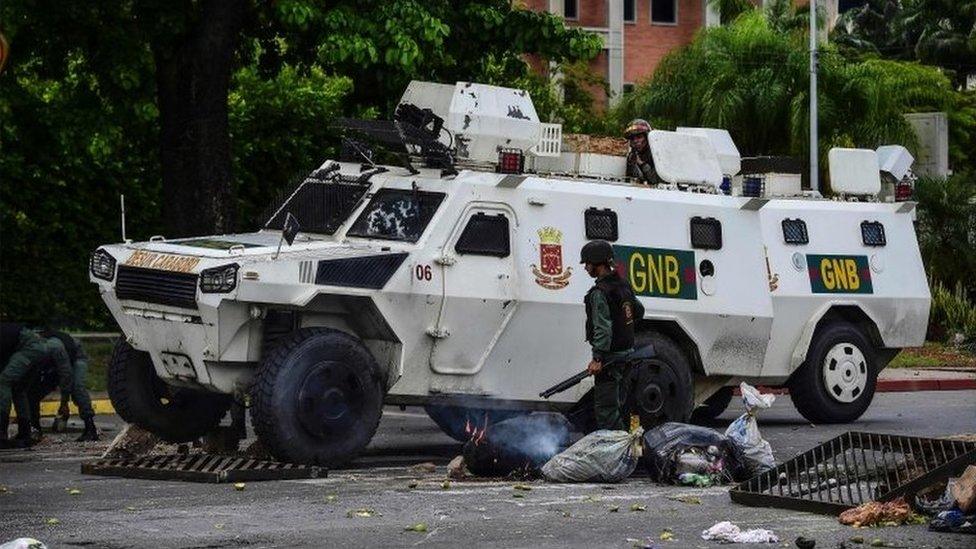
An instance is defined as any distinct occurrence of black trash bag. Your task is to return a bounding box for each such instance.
[463,412,574,477]
[641,422,748,483]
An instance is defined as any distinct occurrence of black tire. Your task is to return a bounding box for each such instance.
[691,386,734,423]
[107,340,231,443]
[250,327,384,466]
[629,332,694,429]
[424,405,525,442]
[789,322,878,424]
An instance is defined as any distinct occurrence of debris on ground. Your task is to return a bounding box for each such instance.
[701,521,778,543]
[724,382,776,474]
[667,494,702,505]
[65,488,81,495]
[447,455,470,480]
[659,528,674,541]
[541,428,643,483]
[100,424,158,460]
[463,413,572,478]
[324,494,338,503]
[952,464,976,513]
[642,423,746,484]
[838,497,920,527]
[346,507,378,518]
[625,536,659,548]
[678,472,714,487]
[440,480,450,490]
[563,134,629,156]
[233,482,246,491]
[794,536,816,548]
[928,508,976,534]
[0,539,48,549]
[513,483,532,491]
[403,522,428,533]
[409,462,437,474]
[630,503,646,512]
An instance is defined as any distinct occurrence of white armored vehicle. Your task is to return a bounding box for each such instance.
[90,82,929,465]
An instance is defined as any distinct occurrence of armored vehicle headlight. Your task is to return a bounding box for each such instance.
[90,249,117,281]
[199,263,239,293]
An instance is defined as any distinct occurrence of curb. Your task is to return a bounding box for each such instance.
[10,399,116,419]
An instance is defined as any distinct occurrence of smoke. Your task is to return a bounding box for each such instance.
[463,412,575,477]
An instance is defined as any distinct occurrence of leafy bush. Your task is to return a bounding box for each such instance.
[928,279,976,343]
[914,173,976,296]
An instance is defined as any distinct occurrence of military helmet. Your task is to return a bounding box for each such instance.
[624,118,652,138]
[580,240,614,265]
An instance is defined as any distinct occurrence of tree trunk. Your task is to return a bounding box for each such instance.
[154,0,243,238]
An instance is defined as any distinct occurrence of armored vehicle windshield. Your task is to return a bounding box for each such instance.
[347,188,445,242]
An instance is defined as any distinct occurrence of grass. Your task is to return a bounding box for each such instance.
[78,337,116,393]
[887,341,976,369]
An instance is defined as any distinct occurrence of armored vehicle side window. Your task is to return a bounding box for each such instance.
[585,208,618,241]
[347,188,445,242]
[782,218,809,245]
[861,221,886,247]
[266,182,368,235]
[455,213,510,257]
[690,216,722,250]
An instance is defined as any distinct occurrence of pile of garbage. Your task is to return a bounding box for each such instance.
[451,382,775,486]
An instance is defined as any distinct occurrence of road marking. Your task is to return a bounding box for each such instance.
[10,398,115,419]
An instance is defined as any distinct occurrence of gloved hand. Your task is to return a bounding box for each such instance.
[52,402,70,432]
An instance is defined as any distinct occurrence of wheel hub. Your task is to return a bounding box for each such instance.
[822,343,867,403]
[297,360,364,438]
[632,359,688,425]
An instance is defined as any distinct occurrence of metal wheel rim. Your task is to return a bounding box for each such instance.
[297,360,364,438]
[822,342,868,403]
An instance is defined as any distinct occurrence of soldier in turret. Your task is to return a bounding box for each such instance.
[624,119,661,185]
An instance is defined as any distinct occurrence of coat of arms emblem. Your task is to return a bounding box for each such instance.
[531,227,572,290]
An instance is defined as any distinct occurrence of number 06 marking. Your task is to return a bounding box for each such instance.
[415,264,433,281]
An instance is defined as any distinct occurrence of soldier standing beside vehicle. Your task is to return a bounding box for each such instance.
[34,330,99,441]
[580,240,644,431]
[0,322,47,447]
[624,119,661,185]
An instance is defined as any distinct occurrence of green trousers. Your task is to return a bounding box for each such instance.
[1,330,46,424]
[593,362,632,431]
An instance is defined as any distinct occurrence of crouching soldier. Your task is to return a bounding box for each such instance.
[34,330,99,441]
[580,240,644,431]
[0,322,47,448]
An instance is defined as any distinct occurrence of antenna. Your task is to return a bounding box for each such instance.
[120,194,128,242]
[809,0,819,194]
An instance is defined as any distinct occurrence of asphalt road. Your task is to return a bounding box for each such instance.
[1,391,974,549]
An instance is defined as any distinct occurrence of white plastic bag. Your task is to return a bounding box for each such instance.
[701,521,778,543]
[724,382,775,474]
[541,428,644,483]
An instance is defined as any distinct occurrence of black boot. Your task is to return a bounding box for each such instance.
[76,417,98,442]
[14,418,34,447]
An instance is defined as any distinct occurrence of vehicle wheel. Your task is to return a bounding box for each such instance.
[691,386,734,423]
[424,405,524,442]
[630,332,694,429]
[789,322,878,424]
[251,328,384,466]
[107,340,231,443]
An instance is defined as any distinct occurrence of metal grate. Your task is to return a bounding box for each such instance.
[82,454,325,483]
[116,266,198,309]
[266,182,368,235]
[455,213,510,257]
[315,253,408,289]
[690,216,722,250]
[782,218,809,245]
[585,207,619,241]
[730,432,976,515]
[861,221,886,247]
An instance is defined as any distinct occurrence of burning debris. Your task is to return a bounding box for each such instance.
[460,413,573,478]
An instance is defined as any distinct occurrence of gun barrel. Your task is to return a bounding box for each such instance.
[539,370,591,399]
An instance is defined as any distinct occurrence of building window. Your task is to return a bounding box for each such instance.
[624,0,636,22]
[564,0,579,20]
[651,0,677,24]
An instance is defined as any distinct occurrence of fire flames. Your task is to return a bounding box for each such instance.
[464,412,490,445]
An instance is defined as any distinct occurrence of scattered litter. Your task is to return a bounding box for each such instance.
[124,506,136,512]
[513,483,532,491]
[410,462,437,474]
[233,482,246,491]
[512,492,525,499]
[66,488,81,496]
[630,503,647,512]
[607,505,620,512]
[0,486,7,493]
[464,413,572,478]
[541,428,643,483]
[915,482,956,515]
[45,519,59,526]
[952,465,976,513]
[625,537,659,549]
[838,497,919,527]
[678,472,713,487]
[794,536,816,548]
[0,539,47,549]
[869,539,884,547]
[347,508,378,518]
[701,521,778,544]
[929,509,976,534]
[667,495,701,505]
[324,494,338,503]
[213,523,224,530]
[407,481,418,489]
[659,528,674,541]
[447,455,469,480]
[849,536,864,544]
[404,522,428,533]
[642,423,746,484]
[724,383,775,475]
[440,480,450,490]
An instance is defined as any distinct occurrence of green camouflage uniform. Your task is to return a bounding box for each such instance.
[1,328,47,426]
[45,334,95,420]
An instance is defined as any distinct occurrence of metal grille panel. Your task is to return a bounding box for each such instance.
[782,218,809,245]
[82,454,324,483]
[455,213,510,257]
[690,216,722,250]
[315,253,408,289]
[116,266,198,309]
[585,208,619,241]
[731,432,976,515]
[861,221,886,247]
